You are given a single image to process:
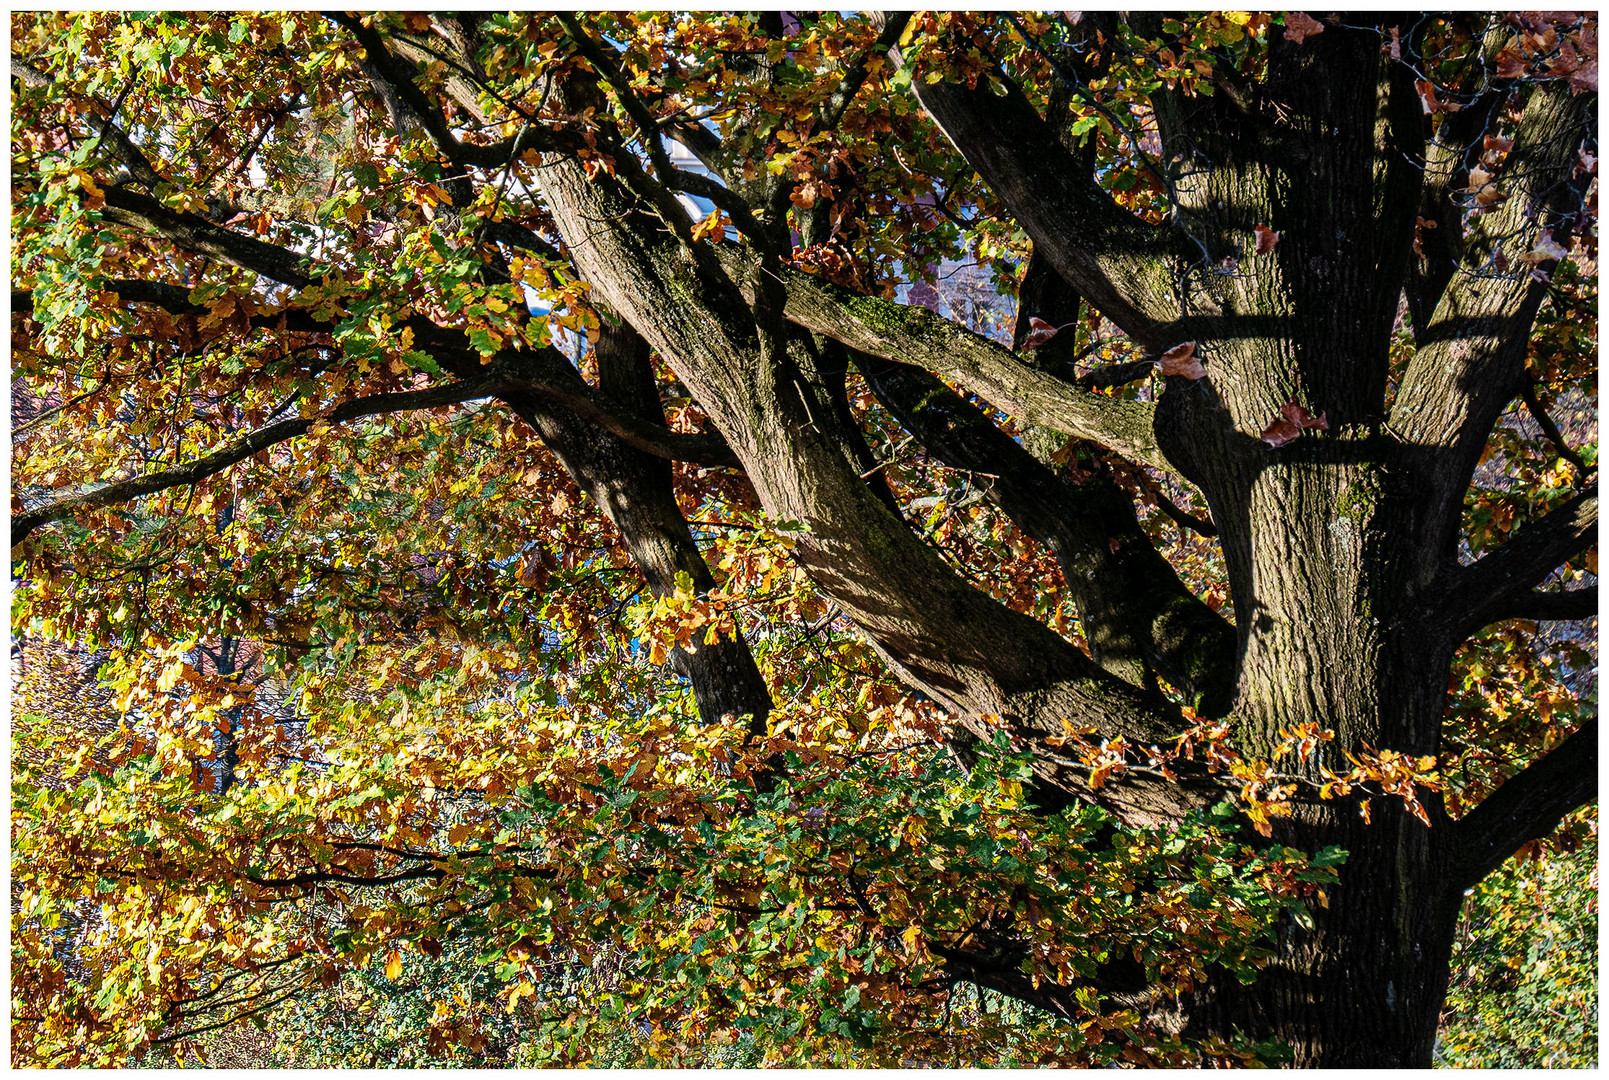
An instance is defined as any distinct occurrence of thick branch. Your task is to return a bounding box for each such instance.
[856,352,1238,715]
[328,13,470,156]
[536,139,1209,826]
[13,379,500,545]
[99,186,314,288]
[1404,18,1523,334]
[1389,83,1597,557]
[1449,718,1598,892]
[1434,486,1598,638]
[740,252,1175,477]
[503,317,772,731]
[886,24,1181,349]
[1494,585,1598,623]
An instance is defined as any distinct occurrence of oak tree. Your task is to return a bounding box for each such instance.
[11,11,1598,1067]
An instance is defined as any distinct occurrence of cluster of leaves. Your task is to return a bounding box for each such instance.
[14,643,1340,1067]
[1436,829,1598,1067]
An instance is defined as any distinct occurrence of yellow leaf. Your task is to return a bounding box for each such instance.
[384,949,403,981]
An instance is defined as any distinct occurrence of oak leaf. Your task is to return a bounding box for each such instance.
[1253,224,1279,255]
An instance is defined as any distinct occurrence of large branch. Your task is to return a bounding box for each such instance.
[884,20,1182,350]
[1495,585,1598,623]
[1448,718,1598,892]
[99,186,314,288]
[535,120,1213,828]
[13,379,500,545]
[500,318,772,732]
[855,351,1237,715]
[733,251,1175,477]
[1388,82,1597,558]
[1403,17,1531,334]
[1433,485,1598,639]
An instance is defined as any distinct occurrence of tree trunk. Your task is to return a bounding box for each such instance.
[1167,400,1474,1065]
[1184,806,1463,1067]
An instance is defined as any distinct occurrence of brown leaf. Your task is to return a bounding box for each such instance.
[1253,224,1280,255]
[1570,57,1597,92]
[1280,400,1329,431]
[1388,26,1402,60]
[1022,316,1070,349]
[1576,144,1598,177]
[1467,165,1502,206]
[1158,341,1206,380]
[1532,231,1572,261]
[1415,78,1457,114]
[1412,216,1438,257]
[1495,46,1528,79]
[1283,12,1325,43]
[1261,399,1327,447]
[1260,418,1300,447]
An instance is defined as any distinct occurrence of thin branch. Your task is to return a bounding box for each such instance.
[1436,485,1598,638]
[12,377,110,436]
[13,379,502,545]
[1519,378,1594,477]
[243,863,445,890]
[1073,358,1154,392]
[819,14,912,132]
[150,978,310,1048]
[11,58,167,191]
[1152,488,1219,538]
[1449,718,1598,893]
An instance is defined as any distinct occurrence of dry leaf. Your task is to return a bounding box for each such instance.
[1495,46,1528,79]
[1253,224,1280,255]
[1575,144,1597,177]
[1260,398,1328,447]
[1284,12,1325,43]
[1570,58,1597,92]
[1022,316,1073,349]
[1158,341,1206,380]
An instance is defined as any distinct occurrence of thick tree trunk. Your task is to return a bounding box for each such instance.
[1166,395,1474,1066]
[1184,805,1462,1067]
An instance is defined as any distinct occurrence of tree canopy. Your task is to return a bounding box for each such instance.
[11,10,1598,1068]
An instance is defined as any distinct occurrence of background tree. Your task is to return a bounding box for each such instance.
[11,10,1597,1068]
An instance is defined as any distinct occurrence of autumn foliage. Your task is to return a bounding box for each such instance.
[11,10,1597,1067]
